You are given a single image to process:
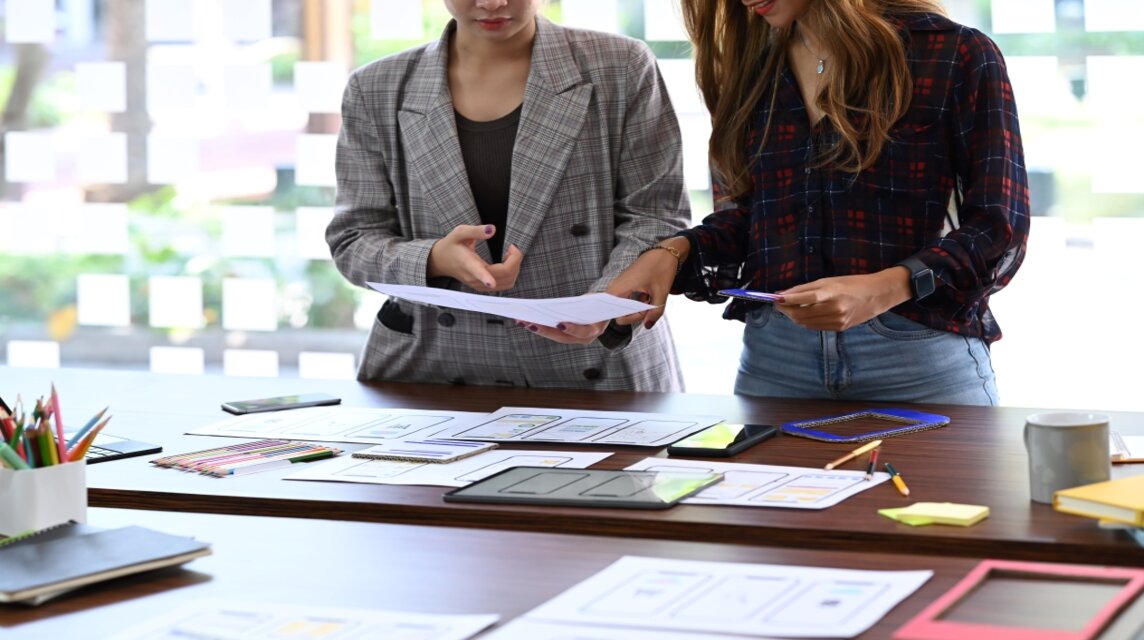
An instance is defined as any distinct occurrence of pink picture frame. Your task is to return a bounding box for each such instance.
[893,559,1144,640]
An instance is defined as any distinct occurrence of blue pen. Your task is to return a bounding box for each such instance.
[66,407,108,450]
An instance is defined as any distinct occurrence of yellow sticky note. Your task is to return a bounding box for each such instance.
[878,502,989,527]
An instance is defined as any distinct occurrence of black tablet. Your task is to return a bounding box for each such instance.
[442,466,722,509]
[80,433,163,464]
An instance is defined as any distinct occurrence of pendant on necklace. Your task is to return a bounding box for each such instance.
[815,59,825,75]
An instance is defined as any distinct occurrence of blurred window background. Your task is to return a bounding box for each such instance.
[1,0,1142,409]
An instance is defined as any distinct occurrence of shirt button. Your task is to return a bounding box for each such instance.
[582,367,602,380]
[805,167,812,174]
[807,206,815,213]
[570,223,589,237]
[806,242,816,254]
[438,312,456,327]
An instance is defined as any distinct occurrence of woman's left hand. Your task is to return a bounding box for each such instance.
[776,269,912,331]
[515,320,609,345]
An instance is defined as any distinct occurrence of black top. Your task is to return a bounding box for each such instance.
[455,104,522,263]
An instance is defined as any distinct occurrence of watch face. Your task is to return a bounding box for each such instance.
[913,269,936,299]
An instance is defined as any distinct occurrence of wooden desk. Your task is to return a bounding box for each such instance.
[6,367,1144,566]
[0,507,988,639]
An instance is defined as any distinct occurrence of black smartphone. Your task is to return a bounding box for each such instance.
[666,423,777,457]
[220,392,341,415]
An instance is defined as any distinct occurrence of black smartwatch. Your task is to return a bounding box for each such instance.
[898,256,936,301]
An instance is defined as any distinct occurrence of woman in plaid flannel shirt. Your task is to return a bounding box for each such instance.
[608,0,1029,404]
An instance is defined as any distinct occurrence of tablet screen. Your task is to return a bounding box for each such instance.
[443,466,723,509]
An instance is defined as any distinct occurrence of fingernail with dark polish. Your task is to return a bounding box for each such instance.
[484,225,494,235]
[528,325,539,332]
[556,323,567,331]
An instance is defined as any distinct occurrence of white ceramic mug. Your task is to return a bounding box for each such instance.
[1024,412,1111,504]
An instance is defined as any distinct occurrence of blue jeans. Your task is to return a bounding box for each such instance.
[734,306,998,405]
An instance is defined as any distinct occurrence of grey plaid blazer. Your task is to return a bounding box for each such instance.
[328,17,689,391]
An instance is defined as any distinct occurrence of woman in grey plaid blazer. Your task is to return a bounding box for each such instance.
[327,2,689,391]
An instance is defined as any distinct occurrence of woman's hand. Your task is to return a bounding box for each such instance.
[517,320,609,345]
[606,238,689,329]
[776,268,912,331]
[428,225,523,292]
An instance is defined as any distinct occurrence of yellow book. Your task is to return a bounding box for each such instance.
[1052,474,1144,526]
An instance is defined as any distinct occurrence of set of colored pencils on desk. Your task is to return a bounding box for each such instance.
[151,439,341,477]
[0,385,111,470]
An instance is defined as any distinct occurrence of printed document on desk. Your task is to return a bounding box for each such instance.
[432,407,724,447]
[501,555,931,639]
[625,457,890,509]
[110,598,497,640]
[189,406,483,445]
[286,448,611,487]
[368,282,655,328]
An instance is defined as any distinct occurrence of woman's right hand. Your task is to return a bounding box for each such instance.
[606,237,689,329]
[428,225,523,292]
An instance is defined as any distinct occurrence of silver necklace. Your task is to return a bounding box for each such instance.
[796,25,827,75]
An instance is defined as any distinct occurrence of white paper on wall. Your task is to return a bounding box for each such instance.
[221,206,276,258]
[4,132,56,183]
[147,135,200,184]
[77,274,132,327]
[222,63,272,110]
[6,0,56,44]
[644,0,688,41]
[221,0,272,41]
[371,0,424,40]
[77,133,129,185]
[1085,0,1144,32]
[60,203,131,255]
[146,0,198,42]
[222,278,278,331]
[296,207,335,260]
[76,62,128,112]
[146,64,199,113]
[223,349,280,377]
[991,0,1055,33]
[294,62,346,114]
[150,346,205,374]
[294,134,338,187]
[560,0,621,33]
[298,351,356,380]
[149,275,205,328]
[6,341,61,368]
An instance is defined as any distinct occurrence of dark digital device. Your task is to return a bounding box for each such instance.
[220,393,341,415]
[666,423,777,457]
[80,433,163,464]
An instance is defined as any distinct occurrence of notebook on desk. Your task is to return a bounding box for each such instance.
[1112,432,1144,464]
[0,521,211,605]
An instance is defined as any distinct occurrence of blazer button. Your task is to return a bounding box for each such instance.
[448,377,465,385]
[438,312,456,327]
[582,367,602,380]
[570,223,589,237]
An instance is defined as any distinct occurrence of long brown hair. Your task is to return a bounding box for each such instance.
[682,0,947,201]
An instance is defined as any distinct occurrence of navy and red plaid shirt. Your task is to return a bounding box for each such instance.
[676,13,1029,343]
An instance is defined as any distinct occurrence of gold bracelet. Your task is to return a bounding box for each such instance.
[639,244,683,274]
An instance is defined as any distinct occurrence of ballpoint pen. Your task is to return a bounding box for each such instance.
[885,462,910,496]
[824,439,883,470]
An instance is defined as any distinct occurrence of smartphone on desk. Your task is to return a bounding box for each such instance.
[667,423,778,457]
[221,392,341,415]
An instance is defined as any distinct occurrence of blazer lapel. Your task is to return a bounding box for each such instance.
[505,17,592,256]
[398,24,485,254]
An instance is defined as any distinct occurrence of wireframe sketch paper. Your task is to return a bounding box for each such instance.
[431,407,724,447]
[110,598,497,640]
[508,555,931,638]
[625,458,889,510]
[188,406,483,445]
[286,448,612,488]
[367,282,655,328]
[482,620,741,640]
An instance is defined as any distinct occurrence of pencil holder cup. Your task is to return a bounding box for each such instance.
[0,461,87,535]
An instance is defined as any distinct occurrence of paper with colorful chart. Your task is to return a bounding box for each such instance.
[624,458,889,509]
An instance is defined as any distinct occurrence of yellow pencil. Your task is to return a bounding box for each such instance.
[824,439,883,470]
